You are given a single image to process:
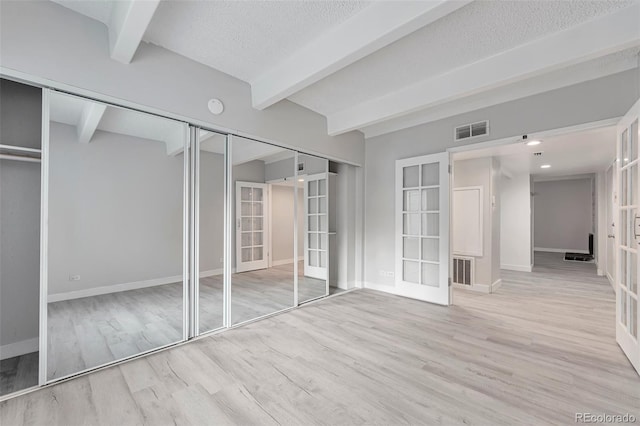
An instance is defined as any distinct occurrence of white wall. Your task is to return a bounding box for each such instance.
[0,1,365,166]
[533,178,594,253]
[363,69,638,290]
[270,185,303,263]
[48,123,185,296]
[199,152,225,275]
[0,80,41,355]
[453,157,500,288]
[500,173,532,272]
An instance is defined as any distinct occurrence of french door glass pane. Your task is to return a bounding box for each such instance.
[630,297,637,338]
[631,120,638,162]
[308,180,317,196]
[622,169,628,206]
[632,165,639,207]
[421,238,439,262]
[422,213,439,236]
[404,190,420,211]
[403,237,419,259]
[403,261,420,283]
[630,251,637,295]
[422,188,439,211]
[621,290,628,326]
[421,263,439,286]
[622,129,629,165]
[241,202,252,215]
[621,249,627,287]
[404,213,420,235]
[404,166,419,188]
[422,163,439,186]
[318,179,327,196]
[309,197,317,213]
[621,210,628,246]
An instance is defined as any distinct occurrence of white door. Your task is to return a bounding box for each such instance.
[616,98,640,374]
[606,164,616,284]
[395,152,450,305]
[236,182,269,273]
[304,173,328,280]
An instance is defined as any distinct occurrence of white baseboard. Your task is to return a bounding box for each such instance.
[271,258,295,267]
[490,279,502,293]
[454,283,490,293]
[49,268,223,303]
[534,247,589,254]
[500,264,532,272]
[0,337,38,360]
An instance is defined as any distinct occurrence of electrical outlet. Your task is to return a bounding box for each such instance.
[387,271,395,278]
[69,275,80,281]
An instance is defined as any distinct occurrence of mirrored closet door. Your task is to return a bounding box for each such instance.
[196,128,226,334]
[0,79,42,396]
[230,136,296,325]
[45,91,188,381]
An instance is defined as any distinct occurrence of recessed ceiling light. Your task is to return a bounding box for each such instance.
[540,164,551,169]
[526,140,541,146]
[298,178,304,182]
[624,158,629,162]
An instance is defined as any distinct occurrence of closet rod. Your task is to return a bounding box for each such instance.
[0,154,41,163]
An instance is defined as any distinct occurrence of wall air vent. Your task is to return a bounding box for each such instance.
[454,120,489,141]
[452,256,474,286]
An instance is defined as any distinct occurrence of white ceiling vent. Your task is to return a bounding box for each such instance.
[454,120,489,141]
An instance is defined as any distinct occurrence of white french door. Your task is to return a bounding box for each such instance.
[236,181,269,273]
[395,152,450,305]
[617,98,640,374]
[304,172,329,280]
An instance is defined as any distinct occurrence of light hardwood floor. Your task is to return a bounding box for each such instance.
[1,253,638,425]
[2,262,328,390]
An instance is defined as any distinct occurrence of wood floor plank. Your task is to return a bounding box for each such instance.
[1,252,638,425]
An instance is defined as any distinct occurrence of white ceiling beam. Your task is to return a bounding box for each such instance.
[362,54,639,138]
[77,103,107,144]
[108,0,160,64]
[250,0,473,110]
[327,3,640,136]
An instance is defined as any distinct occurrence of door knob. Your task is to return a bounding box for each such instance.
[608,234,615,238]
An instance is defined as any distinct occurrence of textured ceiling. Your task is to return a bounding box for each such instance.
[289,0,635,116]
[454,126,616,177]
[143,0,371,82]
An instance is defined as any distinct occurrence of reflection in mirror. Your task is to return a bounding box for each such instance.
[297,154,329,304]
[231,136,295,324]
[198,130,225,333]
[46,92,187,381]
[0,79,42,396]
